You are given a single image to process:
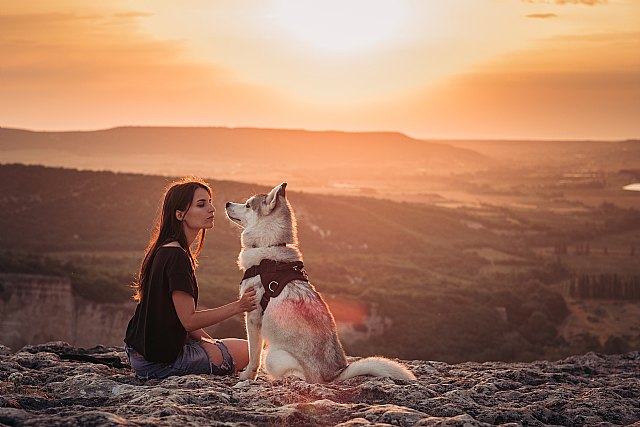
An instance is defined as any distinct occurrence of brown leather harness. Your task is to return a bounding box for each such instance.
[241,259,309,312]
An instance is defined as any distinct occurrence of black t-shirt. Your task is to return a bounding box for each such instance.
[124,247,199,363]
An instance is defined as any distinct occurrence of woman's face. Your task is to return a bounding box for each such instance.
[180,187,215,231]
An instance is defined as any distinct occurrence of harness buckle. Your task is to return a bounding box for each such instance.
[268,281,279,293]
[294,265,308,280]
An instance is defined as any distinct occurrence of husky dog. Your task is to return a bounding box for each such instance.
[225,183,416,383]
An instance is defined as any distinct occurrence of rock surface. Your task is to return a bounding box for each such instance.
[0,342,638,426]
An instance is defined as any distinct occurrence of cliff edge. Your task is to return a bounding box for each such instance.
[0,342,638,426]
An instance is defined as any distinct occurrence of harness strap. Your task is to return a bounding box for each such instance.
[241,259,308,312]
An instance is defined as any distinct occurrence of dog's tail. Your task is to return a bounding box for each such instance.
[335,357,416,381]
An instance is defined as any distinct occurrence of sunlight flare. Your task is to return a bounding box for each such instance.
[269,0,409,53]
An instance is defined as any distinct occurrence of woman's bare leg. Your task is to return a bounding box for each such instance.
[220,338,250,372]
[200,340,223,366]
[200,338,250,373]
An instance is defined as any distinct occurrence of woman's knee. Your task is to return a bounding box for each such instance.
[200,340,224,366]
[221,338,249,370]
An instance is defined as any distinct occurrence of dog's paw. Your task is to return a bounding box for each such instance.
[238,369,258,381]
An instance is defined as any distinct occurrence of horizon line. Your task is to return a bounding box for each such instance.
[1,124,637,143]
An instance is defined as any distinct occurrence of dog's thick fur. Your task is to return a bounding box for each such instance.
[225,183,416,383]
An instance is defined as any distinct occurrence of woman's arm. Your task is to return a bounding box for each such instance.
[172,288,257,332]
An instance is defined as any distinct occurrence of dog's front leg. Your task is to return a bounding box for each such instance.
[238,309,263,380]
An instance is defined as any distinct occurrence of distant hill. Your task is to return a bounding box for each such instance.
[0,126,489,187]
[440,138,640,172]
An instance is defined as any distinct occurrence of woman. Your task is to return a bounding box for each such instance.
[124,177,257,379]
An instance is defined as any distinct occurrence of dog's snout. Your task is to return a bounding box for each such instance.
[225,202,231,208]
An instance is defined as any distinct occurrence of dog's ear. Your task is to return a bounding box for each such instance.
[266,182,287,211]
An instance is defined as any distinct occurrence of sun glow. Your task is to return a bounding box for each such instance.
[269,0,409,53]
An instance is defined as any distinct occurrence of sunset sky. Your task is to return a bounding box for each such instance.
[1,0,639,139]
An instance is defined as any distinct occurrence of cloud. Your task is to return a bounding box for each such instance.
[365,31,640,139]
[523,0,608,5]
[113,11,154,19]
[526,13,558,18]
[0,10,299,130]
[556,0,607,4]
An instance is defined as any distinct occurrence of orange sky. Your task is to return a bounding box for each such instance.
[1,0,639,139]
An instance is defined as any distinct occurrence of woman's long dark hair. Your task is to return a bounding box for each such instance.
[132,177,212,302]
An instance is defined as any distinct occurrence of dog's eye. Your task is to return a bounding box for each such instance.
[245,203,250,208]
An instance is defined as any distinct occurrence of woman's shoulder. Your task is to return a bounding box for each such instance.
[158,245,186,254]
[161,241,182,249]
[154,245,188,262]
[155,245,193,270]
[149,249,191,279]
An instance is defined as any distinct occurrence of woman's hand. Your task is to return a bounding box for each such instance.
[173,288,257,331]
[237,287,258,313]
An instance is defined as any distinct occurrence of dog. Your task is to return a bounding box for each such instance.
[225,182,416,383]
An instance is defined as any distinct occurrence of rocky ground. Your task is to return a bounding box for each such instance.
[0,342,638,426]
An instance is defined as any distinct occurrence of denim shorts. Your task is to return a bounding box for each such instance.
[125,337,235,380]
